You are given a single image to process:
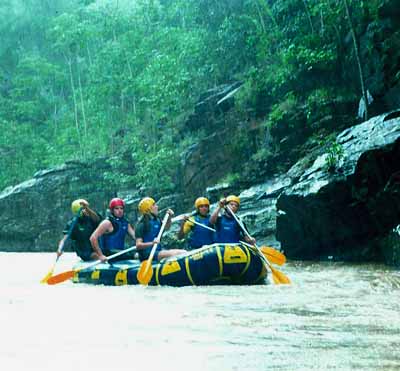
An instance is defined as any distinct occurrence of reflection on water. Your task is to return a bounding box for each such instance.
[1,253,399,371]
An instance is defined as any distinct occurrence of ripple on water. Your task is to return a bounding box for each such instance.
[1,253,400,370]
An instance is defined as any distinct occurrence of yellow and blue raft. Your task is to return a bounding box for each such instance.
[72,243,267,286]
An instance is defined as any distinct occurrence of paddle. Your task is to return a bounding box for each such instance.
[239,240,286,266]
[225,205,290,284]
[137,213,170,285]
[46,245,138,285]
[40,209,82,283]
[174,215,286,266]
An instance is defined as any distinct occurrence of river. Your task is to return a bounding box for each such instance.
[1,252,399,371]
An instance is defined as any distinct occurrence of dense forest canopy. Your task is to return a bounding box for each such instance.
[0,0,392,193]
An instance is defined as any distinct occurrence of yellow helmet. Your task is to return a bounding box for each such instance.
[226,195,240,206]
[71,199,88,215]
[194,197,210,209]
[138,197,156,214]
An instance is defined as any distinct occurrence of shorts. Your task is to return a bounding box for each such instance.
[138,246,162,262]
[76,248,93,262]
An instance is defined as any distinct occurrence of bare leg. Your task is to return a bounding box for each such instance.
[158,249,187,260]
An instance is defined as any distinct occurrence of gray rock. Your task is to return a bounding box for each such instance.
[276,111,400,262]
[0,160,116,252]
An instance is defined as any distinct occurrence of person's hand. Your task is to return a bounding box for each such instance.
[218,198,226,208]
[182,214,190,221]
[79,201,90,216]
[153,237,160,245]
[98,253,108,262]
[80,200,89,208]
[166,208,174,217]
[248,237,256,245]
[56,250,63,258]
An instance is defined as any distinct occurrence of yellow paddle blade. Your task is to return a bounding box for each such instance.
[47,270,75,285]
[260,246,286,266]
[40,267,55,284]
[270,265,291,284]
[137,260,153,285]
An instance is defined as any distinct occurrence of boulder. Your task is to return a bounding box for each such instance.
[0,160,117,252]
[276,111,400,262]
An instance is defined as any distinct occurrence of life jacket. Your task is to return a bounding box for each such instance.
[214,214,241,243]
[70,215,101,260]
[188,215,214,248]
[138,216,162,261]
[100,216,129,252]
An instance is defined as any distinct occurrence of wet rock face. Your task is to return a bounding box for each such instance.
[180,131,235,207]
[0,160,116,252]
[379,225,400,268]
[276,111,400,262]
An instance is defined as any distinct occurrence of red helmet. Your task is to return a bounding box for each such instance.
[109,198,125,209]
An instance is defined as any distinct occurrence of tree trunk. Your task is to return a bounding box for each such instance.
[343,0,368,120]
[301,0,315,34]
[66,54,83,156]
[76,53,88,141]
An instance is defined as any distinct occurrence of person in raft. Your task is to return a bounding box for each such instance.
[209,195,256,245]
[90,197,136,262]
[177,197,214,249]
[58,199,102,261]
[135,197,186,262]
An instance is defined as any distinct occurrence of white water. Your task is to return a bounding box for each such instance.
[1,252,400,371]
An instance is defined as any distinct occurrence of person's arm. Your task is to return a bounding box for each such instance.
[135,237,158,250]
[90,220,113,261]
[78,200,100,223]
[209,198,226,225]
[177,216,193,240]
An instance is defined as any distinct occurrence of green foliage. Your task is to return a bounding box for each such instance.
[0,0,384,192]
[266,92,298,129]
[306,87,332,121]
[323,139,344,172]
[220,172,241,186]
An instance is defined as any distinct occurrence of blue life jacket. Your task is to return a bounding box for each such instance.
[188,215,214,248]
[214,215,241,243]
[101,216,129,253]
[139,217,162,261]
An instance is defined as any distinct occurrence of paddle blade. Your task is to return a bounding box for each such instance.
[260,246,286,266]
[40,268,54,284]
[46,270,75,285]
[270,266,291,285]
[137,260,153,285]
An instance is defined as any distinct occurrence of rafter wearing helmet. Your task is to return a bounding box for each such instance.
[177,197,214,249]
[57,198,102,261]
[90,197,136,262]
[209,195,256,245]
[135,197,186,262]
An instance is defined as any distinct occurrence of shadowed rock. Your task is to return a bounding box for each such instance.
[276,111,400,262]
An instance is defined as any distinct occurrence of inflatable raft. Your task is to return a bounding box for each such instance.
[72,243,267,286]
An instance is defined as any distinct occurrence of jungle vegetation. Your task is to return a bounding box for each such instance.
[0,0,387,192]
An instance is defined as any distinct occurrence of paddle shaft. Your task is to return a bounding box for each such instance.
[226,205,290,284]
[174,211,286,266]
[171,211,196,223]
[187,218,216,232]
[46,245,138,285]
[80,245,138,271]
[225,206,274,270]
[142,213,170,276]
